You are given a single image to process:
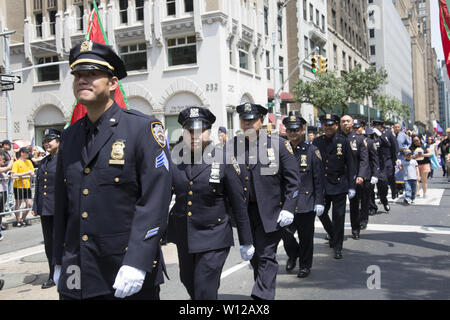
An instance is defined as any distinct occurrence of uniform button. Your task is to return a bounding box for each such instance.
[83,189,89,195]
[245,177,249,181]
[84,168,91,174]
[218,218,221,222]
[244,187,248,191]
[326,160,329,163]
[81,212,88,219]
[325,167,328,170]
[325,174,328,177]
[44,185,47,188]
[43,192,47,196]
[187,201,192,206]
[82,235,88,242]
[125,247,128,251]
[188,191,193,196]
[64,179,67,183]
[187,212,192,216]
[246,166,250,170]
[45,171,48,175]
[114,177,120,183]
[213,189,216,193]
[189,181,194,185]
[172,186,175,191]
[243,197,247,200]
[306,192,309,195]
[44,179,47,182]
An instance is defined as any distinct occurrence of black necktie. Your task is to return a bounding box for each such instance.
[86,122,96,158]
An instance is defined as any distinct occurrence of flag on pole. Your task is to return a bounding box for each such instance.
[66,0,129,128]
[439,0,450,79]
[433,120,444,136]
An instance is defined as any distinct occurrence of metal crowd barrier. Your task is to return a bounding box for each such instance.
[0,169,37,218]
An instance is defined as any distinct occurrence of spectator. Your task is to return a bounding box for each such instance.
[11,147,34,227]
[0,152,9,240]
[438,129,450,179]
[410,135,432,198]
[307,132,315,144]
[1,140,14,221]
[399,149,419,205]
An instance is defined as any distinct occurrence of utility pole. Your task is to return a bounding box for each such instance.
[0,28,16,141]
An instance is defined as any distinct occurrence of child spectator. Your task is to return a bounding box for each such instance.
[11,147,34,227]
[399,149,419,205]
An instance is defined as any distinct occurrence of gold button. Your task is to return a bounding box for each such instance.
[218,218,221,222]
[246,166,250,170]
[187,212,192,216]
[125,247,128,251]
[280,202,283,206]
[84,168,91,174]
[244,187,248,191]
[188,191,193,196]
[325,167,328,170]
[44,179,47,182]
[43,192,47,196]
[45,171,48,175]
[189,181,194,185]
[153,260,157,264]
[245,177,249,181]
[114,177,120,183]
[213,189,216,193]
[81,212,88,219]
[306,191,309,195]
[44,185,47,188]
[83,189,89,195]
[172,186,175,191]
[188,201,192,206]
[64,178,67,183]
[325,174,328,177]
[326,160,329,163]
[82,235,88,242]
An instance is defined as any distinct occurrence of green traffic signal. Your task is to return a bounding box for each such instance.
[311,55,318,74]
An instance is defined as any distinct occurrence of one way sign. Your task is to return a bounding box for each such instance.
[0,74,21,84]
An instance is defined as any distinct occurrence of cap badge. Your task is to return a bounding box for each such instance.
[109,140,125,165]
[189,108,199,118]
[326,114,331,120]
[290,116,296,122]
[44,129,49,136]
[244,103,252,113]
[80,40,93,53]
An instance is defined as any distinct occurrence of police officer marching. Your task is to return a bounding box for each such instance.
[31,128,61,289]
[53,41,172,300]
[231,103,300,300]
[340,116,369,240]
[280,111,324,278]
[313,114,356,259]
[167,106,254,300]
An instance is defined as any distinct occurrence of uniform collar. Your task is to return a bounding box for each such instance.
[85,102,120,132]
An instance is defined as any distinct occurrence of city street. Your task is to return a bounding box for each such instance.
[0,174,449,300]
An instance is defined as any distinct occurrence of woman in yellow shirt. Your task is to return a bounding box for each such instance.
[11,147,34,227]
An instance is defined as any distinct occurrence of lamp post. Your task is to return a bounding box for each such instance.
[1,28,16,141]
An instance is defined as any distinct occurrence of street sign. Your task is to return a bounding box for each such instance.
[266,103,274,107]
[0,74,21,84]
[1,83,14,91]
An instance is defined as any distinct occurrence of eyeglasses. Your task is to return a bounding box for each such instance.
[287,128,301,133]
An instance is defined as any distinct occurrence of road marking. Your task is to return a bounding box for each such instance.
[0,245,45,264]
[221,261,250,279]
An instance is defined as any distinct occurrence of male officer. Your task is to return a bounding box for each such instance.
[31,128,60,289]
[231,103,300,300]
[361,128,380,229]
[280,112,324,278]
[340,116,369,240]
[53,41,172,300]
[313,114,356,259]
[394,123,410,195]
[168,107,254,300]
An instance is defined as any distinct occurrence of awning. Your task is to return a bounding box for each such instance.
[268,113,287,136]
[267,88,295,103]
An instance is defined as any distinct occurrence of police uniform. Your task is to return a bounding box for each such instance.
[313,114,356,259]
[280,113,324,277]
[385,126,399,198]
[53,41,172,300]
[167,107,253,300]
[232,103,300,300]
[345,120,370,239]
[32,128,60,289]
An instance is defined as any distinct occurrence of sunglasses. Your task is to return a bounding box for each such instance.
[287,128,301,133]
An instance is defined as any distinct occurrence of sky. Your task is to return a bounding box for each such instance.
[431,0,445,62]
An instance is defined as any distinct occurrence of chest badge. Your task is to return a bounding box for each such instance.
[300,155,308,167]
[267,147,277,168]
[231,156,241,175]
[351,140,358,151]
[337,143,343,156]
[209,162,221,184]
[109,140,125,165]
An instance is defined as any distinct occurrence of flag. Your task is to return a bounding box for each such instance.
[433,120,444,136]
[439,0,450,79]
[66,0,129,127]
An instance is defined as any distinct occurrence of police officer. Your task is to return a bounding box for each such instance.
[167,107,254,300]
[53,41,172,300]
[231,103,300,300]
[31,128,60,289]
[280,111,324,278]
[361,128,380,229]
[313,114,356,259]
[340,116,369,240]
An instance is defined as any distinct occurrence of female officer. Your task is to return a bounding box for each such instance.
[167,107,254,300]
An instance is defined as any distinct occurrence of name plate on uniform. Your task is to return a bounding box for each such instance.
[209,162,221,183]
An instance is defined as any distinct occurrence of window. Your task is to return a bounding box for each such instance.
[266,51,271,80]
[49,10,56,35]
[279,57,284,88]
[167,35,197,66]
[229,40,234,66]
[33,0,42,10]
[76,5,84,31]
[47,0,56,8]
[304,36,309,58]
[303,0,307,21]
[167,0,176,16]
[119,43,147,71]
[342,51,346,70]
[185,0,193,12]
[331,9,336,29]
[238,42,250,70]
[35,13,43,38]
[369,28,375,38]
[136,0,144,21]
[37,56,59,82]
[370,45,376,55]
[333,44,337,68]
[309,4,313,21]
[322,14,325,32]
[264,6,269,36]
[315,9,319,26]
[227,112,234,133]
[119,0,128,24]
[277,4,282,41]
[348,56,352,71]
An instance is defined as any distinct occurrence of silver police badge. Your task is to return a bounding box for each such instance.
[44,129,49,136]
[209,162,221,183]
[351,140,357,151]
[109,140,125,165]
[80,40,93,53]
[190,108,199,118]
[300,155,308,167]
[244,103,252,113]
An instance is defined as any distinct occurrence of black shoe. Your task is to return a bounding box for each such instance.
[398,189,404,195]
[334,250,343,259]
[368,209,377,216]
[392,192,398,200]
[360,223,367,230]
[383,204,390,212]
[324,234,330,241]
[352,231,360,240]
[286,258,297,272]
[41,279,55,289]
[0,279,4,290]
[297,268,311,278]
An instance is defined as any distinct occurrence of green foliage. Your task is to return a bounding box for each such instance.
[374,94,411,122]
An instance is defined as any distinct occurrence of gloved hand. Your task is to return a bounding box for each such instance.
[277,210,294,227]
[54,265,61,287]
[396,159,402,167]
[314,204,325,217]
[113,265,146,299]
[240,244,255,261]
[348,189,356,200]
[373,128,382,137]
[370,176,378,185]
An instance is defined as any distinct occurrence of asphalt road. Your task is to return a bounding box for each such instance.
[0,173,449,300]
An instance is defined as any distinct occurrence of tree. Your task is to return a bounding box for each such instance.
[373,94,411,122]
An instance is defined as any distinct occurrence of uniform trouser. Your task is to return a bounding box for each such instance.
[41,215,54,279]
[176,246,230,300]
[350,182,370,232]
[376,179,389,206]
[281,211,316,269]
[387,166,397,196]
[318,193,347,252]
[248,202,281,300]
[441,155,447,176]
[59,286,160,300]
[359,181,372,226]
[369,184,378,212]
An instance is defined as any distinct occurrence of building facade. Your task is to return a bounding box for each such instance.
[1,0,291,146]
[437,60,450,130]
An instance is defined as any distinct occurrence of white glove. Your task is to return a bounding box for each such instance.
[373,128,382,137]
[277,210,294,227]
[54,265,61,287]
[370,176,378,185]
[396,159,402,167]
[113,265,146,299]
[314,204,325,217]
[348,189,356,200]
[240,244,255,261]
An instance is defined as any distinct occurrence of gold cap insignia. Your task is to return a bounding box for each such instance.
[290,116,296,122]
[326,114,331,119]
[80,40,93,53]
[44,129,49,136]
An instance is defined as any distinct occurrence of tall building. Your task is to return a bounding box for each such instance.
[368,0,414,125]
[1,0,291,145]
[437,60,450,130]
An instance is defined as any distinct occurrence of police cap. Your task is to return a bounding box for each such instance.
[178,107,216,130]
[319,113,340,125]
[283,110,307,130]
[353,119,366,128]
[372,119,384,126]
[236,103,268,120]
[42,128,61,142]
[69,41,127,80]
[364,128,375,136]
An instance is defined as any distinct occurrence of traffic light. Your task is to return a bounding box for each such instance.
[311,55,319,74]
[319,56,328,74]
